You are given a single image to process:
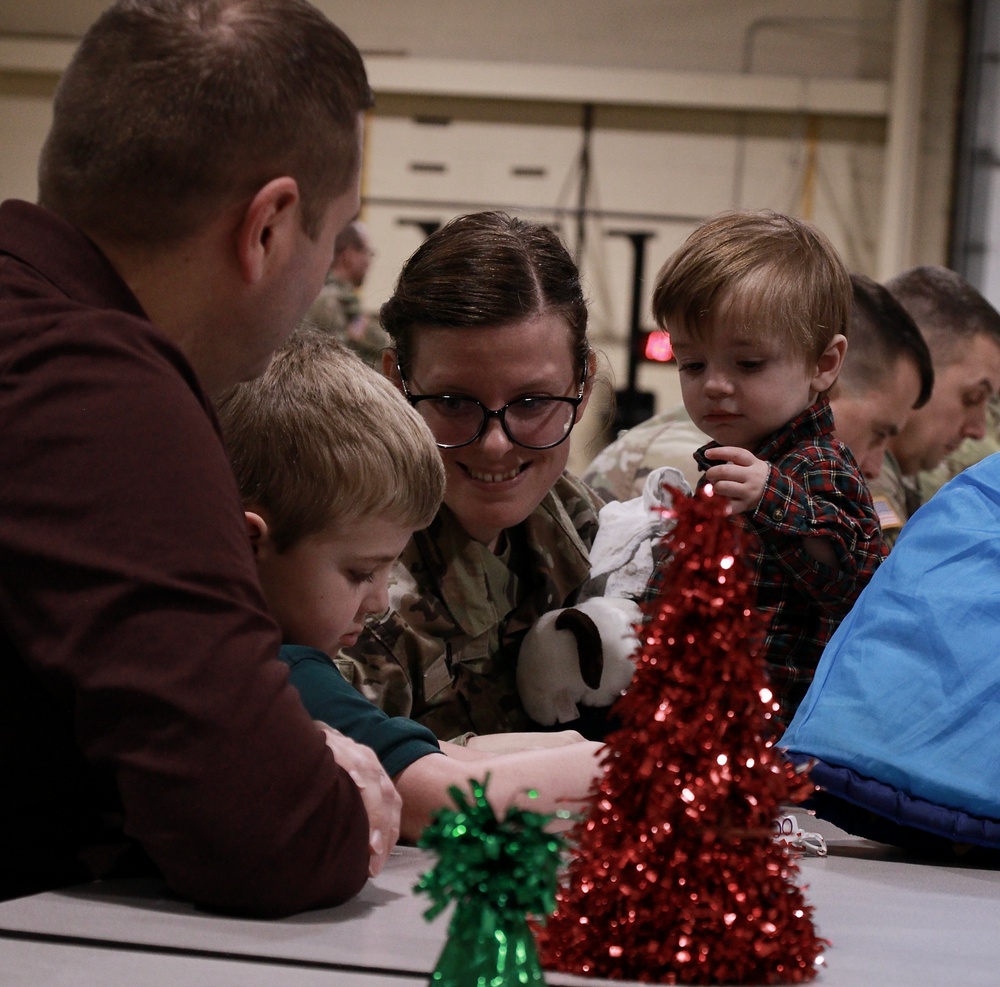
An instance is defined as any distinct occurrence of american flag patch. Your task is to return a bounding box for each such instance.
[872,495,902,530]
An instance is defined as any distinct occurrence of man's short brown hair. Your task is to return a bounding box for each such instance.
[651,209,851,362]
[217,328,445,554]
[885,265,1000,369]
[837,273,933,408]
[38,0,373,246]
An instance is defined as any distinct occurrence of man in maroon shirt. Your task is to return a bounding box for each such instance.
[0,0,400,915]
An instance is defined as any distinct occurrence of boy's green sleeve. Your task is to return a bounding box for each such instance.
[279,645,442,779]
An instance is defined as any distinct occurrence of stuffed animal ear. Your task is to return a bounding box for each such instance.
[554,607,604,690]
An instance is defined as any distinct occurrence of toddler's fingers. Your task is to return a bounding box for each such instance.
[705,445,755,466]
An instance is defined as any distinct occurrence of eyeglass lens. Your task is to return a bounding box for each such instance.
[416,396,576,449]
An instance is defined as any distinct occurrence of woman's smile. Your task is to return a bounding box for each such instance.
[461,462,529,484]
[408,313,588,547]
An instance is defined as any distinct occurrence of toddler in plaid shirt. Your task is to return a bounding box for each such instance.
[652,210,883,728]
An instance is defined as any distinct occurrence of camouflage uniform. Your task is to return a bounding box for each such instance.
[306,274,388,367]
[337,473,602,740]
[868,450,921,550]
[582,404,710,503]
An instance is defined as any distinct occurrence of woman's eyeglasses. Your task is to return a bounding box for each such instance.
[397,362,586,450]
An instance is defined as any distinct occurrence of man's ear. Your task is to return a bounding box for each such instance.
[812,333,848,395]
[234,177,302,286]
[244,511,270,558]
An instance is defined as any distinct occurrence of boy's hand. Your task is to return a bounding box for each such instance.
[315,722,401,877]
[702,446,769,514]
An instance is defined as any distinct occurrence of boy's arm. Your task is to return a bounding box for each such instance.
[704,444,881,593]
[461,730,588,754]
[745,450,883,602]
[281,646,602,843]
[395,740,603,841]
[282,646,442,779]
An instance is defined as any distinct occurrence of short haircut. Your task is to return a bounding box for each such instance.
[380,211,591,376]
[884,265,1000,368]
[217,328,445,553]
[651,209,851,361]
[38,0,373,246]
[836,273,934,409]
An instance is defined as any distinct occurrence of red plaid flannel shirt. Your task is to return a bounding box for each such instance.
[693,398,883,727]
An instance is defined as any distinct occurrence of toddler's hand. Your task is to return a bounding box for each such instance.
[315,722,401,877]
[702,446,769,514]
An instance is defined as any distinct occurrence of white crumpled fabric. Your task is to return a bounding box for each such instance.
[584,465,692,602]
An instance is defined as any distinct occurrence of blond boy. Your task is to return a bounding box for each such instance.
[652,210,883,727]
[217,328,601,839]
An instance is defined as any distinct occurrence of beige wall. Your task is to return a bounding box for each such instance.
[0,71,56,203]
[0,1,967,474]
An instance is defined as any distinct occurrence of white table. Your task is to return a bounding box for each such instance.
[0,939,426,987]
[1,818,998,986]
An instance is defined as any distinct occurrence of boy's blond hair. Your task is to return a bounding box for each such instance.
[217,327,445,552]
[651,210,851,361]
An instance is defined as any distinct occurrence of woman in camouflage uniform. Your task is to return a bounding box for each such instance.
[339,211,604,741]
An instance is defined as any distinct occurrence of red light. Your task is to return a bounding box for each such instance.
[644,331,673,362]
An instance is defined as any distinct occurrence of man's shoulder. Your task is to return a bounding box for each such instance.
[0,201,197,384]
[1,303,211,435]
[0,201,143,312]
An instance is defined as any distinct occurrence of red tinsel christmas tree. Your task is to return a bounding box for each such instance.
[535,485,823,984]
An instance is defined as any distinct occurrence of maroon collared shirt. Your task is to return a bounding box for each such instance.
[0,200,369,913]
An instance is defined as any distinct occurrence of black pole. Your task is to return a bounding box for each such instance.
[574,103,594,266]
[606,229,657,432]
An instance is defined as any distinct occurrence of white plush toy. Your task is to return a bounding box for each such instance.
[516,466,691,726]
[516,596,642,725]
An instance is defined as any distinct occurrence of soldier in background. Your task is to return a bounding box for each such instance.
[307,220,388,365]
[582,403,708,496]
[918,394,1000,503]
[870,266,1000,548]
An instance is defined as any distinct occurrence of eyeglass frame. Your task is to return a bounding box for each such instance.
[395,359,588,450]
